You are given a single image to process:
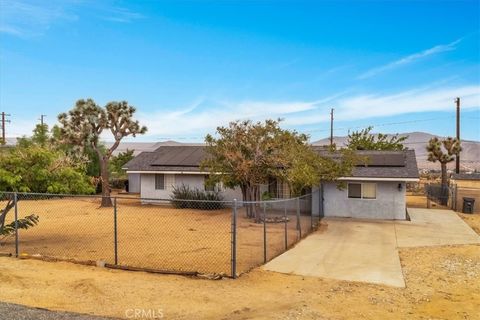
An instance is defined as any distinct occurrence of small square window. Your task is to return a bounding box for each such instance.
[348,183,362,198]
[155,174,165,190]
[362,183,376,199]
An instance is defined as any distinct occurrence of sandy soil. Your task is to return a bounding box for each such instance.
[406,194,428,208]
[0,197,313,275]
[458,212,480,235]
[406,194,449,210]
[0,244,479,320]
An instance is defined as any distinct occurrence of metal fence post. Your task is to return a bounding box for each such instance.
[113,197,118,265]
[263,202,267,263]
[14,192,19,257]
[296,197,301,239]
[310,194,314,230]
[426,183,431,208]
[284,200,288,250]
[231,199,237,278]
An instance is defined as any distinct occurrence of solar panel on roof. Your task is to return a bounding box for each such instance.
[151,146,205,167]
[360,153,405,167]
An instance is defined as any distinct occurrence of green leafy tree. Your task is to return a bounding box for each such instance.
[58,99,147,207]
[202,119,357,221]
[16,123,50,148]
[0,144,94,238]
[426,137,461,187]
[346,126,407,151]
[109,149,135,179]
[32,123,49,146]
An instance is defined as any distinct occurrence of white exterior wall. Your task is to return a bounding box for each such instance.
[139,173,243,202]
[323,181,407,220]
[127,173,141,193]
[140,173,176,200]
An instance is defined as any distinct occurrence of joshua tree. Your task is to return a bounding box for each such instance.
[426,137,461,187]
[426,137,461,205]
[58,99,147,207]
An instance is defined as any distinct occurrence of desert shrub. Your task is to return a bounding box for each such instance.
[170,184,224,210]
[110,178,127,190]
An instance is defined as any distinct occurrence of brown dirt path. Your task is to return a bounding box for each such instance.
[1,243,479,319]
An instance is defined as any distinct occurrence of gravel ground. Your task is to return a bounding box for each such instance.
[0,302,116,320]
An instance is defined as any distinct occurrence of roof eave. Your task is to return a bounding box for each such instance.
[338,177,420,182]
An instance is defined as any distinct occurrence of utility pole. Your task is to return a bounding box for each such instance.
[40,114,45,126]
[39,114,47,126]
[455,97,461,174]
[1,112,11,145]
[330,108,334,147]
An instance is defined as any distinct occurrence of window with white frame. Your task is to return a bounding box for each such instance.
[155,174,165,190]
[348,182,376,199]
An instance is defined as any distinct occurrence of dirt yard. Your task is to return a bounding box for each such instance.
[2,196,479,319]
[0,197,312,275]
[406,193,450,209]
[459,212,480,235]
[0,243,479,320]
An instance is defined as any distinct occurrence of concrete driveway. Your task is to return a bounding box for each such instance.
[263,208,480,287]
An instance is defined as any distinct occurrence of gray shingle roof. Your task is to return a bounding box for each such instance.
[123,146,206,172]
[125,145,419,179]
[312,147,419,179]
[352,150,418,179]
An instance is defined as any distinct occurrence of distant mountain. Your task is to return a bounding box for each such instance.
[4,132,479,171]
[312,132,480,171]
[105,140,204,156]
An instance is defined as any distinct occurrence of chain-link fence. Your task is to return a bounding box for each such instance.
[234,192,318,274]
[425,183,457,209]
[0,191,319,278]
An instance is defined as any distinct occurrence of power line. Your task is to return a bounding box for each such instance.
[303,116,456,133]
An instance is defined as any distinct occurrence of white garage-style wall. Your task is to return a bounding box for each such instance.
[323,181,407,220]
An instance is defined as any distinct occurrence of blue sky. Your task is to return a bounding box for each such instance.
[0,0,479,142]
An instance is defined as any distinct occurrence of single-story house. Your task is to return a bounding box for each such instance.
[124,145,419,220]
[123,145,243,201]
[314,148,419,220]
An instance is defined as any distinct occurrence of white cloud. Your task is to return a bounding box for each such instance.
[0,0,143,37]
[6,85,479,141]
[0,0,78,36]
[101,7,144,23]
[136,84,480,140]
[357,39,462,79]
[336,85,479,119]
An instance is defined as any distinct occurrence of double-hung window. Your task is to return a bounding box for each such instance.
[348,182,376,199]
[155,174,165,190]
